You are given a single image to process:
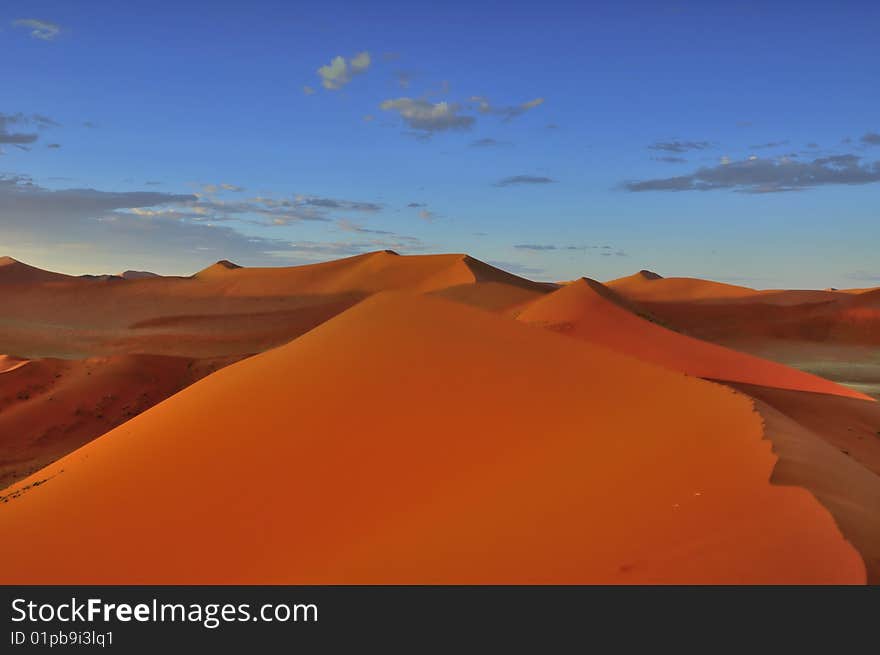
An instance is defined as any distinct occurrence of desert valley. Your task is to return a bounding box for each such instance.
[0,250,877,584]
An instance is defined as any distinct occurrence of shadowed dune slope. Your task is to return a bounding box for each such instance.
[0,354,243,488]
[729,386,880,583]
[0,257,72,284]
[516,279,871,400]
[0,292,863,584]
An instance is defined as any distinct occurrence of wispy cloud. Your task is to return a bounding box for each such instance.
[316,52,371,90]
[0,175,294,267]
[862,132,880,146]
[624,153,880,193]
[648,140,712,153]
[470,137,508,148]
[12,18,60,41]
[471,96,544,121]
[845,270,880,282]
[494,175,556,187]
[200,183,245,194]
[652,156,687,164]
[0,113,58,145]
[749,140,789,149]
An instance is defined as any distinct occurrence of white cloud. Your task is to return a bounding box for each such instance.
[380,98,474,132]
[317,51,371,90]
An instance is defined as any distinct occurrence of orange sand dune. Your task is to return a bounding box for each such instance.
[608,270,850,306]
[607,270,758,302]
[0,251,545,359]
[0,353,242,488]
[726,384,880,582]
[0,292,863,584]
[516,278,871,400]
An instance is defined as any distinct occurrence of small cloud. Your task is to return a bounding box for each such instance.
[336,219,393,235]
[83,121,97,128]
[363,114,375,122]
[380,97,474,133]
[418,209,437,221]
[303,85,316,96]
[407,202,426,208]
[648,140,712,153]
[494,175,556,187]
[862,132,880,146]
[46,143,61,149]
[317,51,371,90]
[514,244,557,251]
[396,71,413,88]
[471,96,544,121]
[145,181,162,186]
[470,137,508,148]
[652,156,687,164]
[514,243,594,252]
[749,140,789,149]
[546,123,559,130]
[296,195,382,212]
[12,18,61,41]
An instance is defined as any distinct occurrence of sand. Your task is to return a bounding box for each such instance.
[0,292,863,584]
[516,278,870,400]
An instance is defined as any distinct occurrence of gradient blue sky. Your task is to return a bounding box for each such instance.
[2,0,879,287]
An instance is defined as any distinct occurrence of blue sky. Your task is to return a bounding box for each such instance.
[2,0,879,287]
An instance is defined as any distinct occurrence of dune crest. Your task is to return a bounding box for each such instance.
[0,256,72,284]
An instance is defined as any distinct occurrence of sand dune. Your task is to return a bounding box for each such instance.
[0,353,243,488]
[0,292,863,583]
[516,278,870,400]
[607,270,854,306]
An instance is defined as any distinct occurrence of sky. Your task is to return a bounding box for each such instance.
[2,0,879,287]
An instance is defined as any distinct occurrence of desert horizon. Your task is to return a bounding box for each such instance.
[1,249,878,584]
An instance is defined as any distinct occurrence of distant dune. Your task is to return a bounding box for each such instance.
[0,292,863,583]
[516,278,870,400]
